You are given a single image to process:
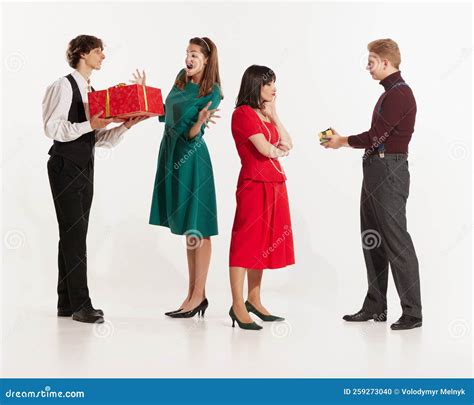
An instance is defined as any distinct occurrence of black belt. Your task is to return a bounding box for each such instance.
[365,153,408,160]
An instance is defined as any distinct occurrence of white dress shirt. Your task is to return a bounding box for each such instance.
[42,70,128,147]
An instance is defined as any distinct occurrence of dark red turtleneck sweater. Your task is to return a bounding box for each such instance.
[347,71,417,154]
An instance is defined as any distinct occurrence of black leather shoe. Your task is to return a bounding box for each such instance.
[343,309,387,322]
[72,306,104,323]
[92,307,104,316]
[390,314,422,330]
[58,307,104,317]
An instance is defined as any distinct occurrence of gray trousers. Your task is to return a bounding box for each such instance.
[360,154,422,319]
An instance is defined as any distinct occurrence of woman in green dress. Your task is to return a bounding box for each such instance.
[132,37,222,318]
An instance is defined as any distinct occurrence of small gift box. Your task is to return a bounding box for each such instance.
[88,83,165,119]
[319,128,333,143]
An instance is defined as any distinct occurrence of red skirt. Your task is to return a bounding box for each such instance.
[229,179,295,270]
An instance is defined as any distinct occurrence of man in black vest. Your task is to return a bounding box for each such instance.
[43,35,145,323]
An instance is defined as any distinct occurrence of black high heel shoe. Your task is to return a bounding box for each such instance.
[229,307,262,330]
[245,301,285,322]
[169,299,208,318]
[164,308,183,316]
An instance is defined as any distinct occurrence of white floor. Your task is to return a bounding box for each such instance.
[2,265,471,378]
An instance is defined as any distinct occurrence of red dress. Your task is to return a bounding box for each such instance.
[229,105,295,270]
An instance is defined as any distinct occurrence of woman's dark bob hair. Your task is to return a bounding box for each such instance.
[235,65,276,109]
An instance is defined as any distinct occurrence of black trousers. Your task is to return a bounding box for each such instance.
[360,154,422,319]
[47,155,94,312]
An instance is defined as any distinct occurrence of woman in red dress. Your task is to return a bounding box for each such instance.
[229,65,295,330]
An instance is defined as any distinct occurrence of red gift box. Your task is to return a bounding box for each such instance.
[88,83,165,119]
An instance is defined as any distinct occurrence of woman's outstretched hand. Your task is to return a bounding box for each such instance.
[198,101,221,128]
[130,69,146,86]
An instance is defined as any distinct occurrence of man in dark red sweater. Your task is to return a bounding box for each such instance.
[322,38,422,330]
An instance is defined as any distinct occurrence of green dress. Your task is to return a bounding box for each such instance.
[149,70,222,237]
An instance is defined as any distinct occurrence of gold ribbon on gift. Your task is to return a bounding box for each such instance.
[105,89,110,118]
[105,83,126,118]
[104,83,149,118]
[142,85,149,112]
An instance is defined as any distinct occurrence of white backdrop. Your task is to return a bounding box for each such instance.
[1,2,472,378]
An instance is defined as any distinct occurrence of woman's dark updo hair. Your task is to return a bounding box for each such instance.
[235,65,276,109]
[66,35,103,68]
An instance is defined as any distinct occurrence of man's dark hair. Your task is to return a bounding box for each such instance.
[66,35,103,68]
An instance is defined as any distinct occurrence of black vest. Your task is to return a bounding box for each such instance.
[48,74,96,168]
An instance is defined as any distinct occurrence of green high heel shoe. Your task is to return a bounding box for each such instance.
[245,301,285,322]
[229,307,262,330]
